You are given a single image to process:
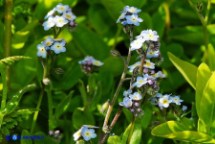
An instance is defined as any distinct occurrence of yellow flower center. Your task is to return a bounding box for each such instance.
[66,14,71,19]
[162,99,168,104]
[85,131,90,136]
[145,61,151,66]
[148,34,154,39]
[46,42,51,46]
[41,48,45,52]
[56,45,61,49]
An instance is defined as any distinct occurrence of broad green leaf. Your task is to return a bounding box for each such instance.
[199,72,215,130]
[88,4,112,35]
[196,63,211,129]
[21,130,32,144]
[101,0,125,20]
[141,103,153,129]
[168,52,197,90]
[100,56,123,76]
[168,24,215,44]
[122,123,132,143]
[12,20,39,49]
[73,25,110,60]
[130,123,142,144]
[107,135,122,144]
[55,96,72,118]
[198,119,207,133]
[207,44,215,70]
[122,0,146,7]
[72,108,95,129]
[160,43,184,68]
[152,121,215,143]
[152,5,166,37]
[52,60,83,90]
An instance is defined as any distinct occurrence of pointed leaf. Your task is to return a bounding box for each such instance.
[196,63,212,131]
[130,123,142,144]
[122,123,132,143]
[207,44,215,70]
[152,121,215,143]
[168,52,197,90]
[199,72,215,130]
[107,135,122,144]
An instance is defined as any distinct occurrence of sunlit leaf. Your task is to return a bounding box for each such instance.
[152,121,215,143]
[196,63,211,130]
[168,52,197,90]
[199,72,215,130]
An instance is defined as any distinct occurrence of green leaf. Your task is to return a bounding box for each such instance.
[100,0,125,20]
[73,25,110,60]
[55,96,72,118]
[206,44,215,70]
[88,4,112,35]
[152,121,215,143]
[72,108,95,129]
[196,63,212,130]
[122,123,132,143]
[199,72,215,131]
[122,0,146,7]
[168,52,197,90]
[130,123,142,144]
[12,20,39,49]
[52,60,83,90]
[107,135,122,144]
[21,130,32,144]
[152,5,166,37]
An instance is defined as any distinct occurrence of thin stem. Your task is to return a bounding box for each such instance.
[31,88,44,133]
[204,0,211,25]
[188,0,205,26]
[46,86,53,129]
[4,0,13,58]
[3,0,13,93]
[138,54,146,74]
[102,28,134,140]
[100,107,122,144]
[188,0,211,48]
[101,27,133,144]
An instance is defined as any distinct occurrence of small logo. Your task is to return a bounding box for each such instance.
[12,135,18,141]
[5,135,10,141]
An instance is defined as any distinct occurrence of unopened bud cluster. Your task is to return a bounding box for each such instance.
[78,56,103,74]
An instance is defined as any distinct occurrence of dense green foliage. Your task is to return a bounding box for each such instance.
[1,0,215,144]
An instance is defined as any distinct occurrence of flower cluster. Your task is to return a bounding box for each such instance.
[129,60,166,94]
[119,89,143,116]
[73,125,98,142]
[79,56,104,73]
[116,6,143,26]
[43,3,76,31]
[37,37,66,58]
[151,93,186,110]
[130,29,160,55]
